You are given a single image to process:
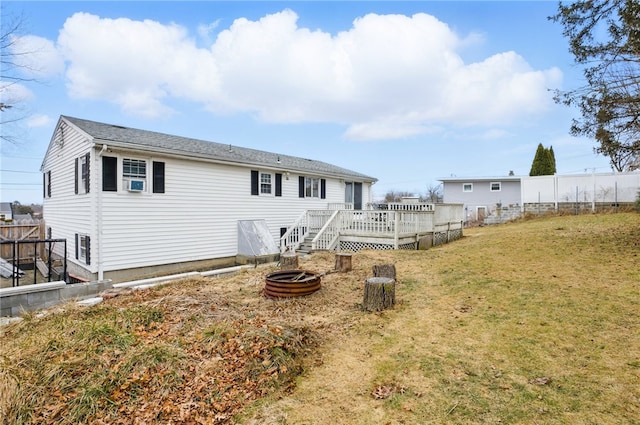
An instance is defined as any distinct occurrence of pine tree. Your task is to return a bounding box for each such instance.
[530,143,555,176]
[548,145,557,174]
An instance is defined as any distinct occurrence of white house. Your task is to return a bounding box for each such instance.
[0,203,13,221]
[41,116,376,283]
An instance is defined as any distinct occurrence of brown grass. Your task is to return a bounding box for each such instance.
[1,212,639,424]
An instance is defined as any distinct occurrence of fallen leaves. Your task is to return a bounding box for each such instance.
[529,376,552,385]
[371,383,407,400]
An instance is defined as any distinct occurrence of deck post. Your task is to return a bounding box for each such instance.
[394,212,399,249]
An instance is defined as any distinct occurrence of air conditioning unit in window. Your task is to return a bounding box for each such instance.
[126,179,145,192]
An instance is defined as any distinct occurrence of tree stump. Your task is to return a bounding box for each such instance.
[372,264,396,280]
[362,277,395,312]
[280,252,299,270]
[335,253,352,272]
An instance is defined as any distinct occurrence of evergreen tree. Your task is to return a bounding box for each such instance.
[548,145,557,174]
[529,143,555,176]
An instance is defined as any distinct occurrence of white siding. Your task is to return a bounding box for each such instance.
[42,122,96,274]
[43,119,375,277]
[99,153,357,271]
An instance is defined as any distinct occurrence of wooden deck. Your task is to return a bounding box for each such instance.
[280,203,464,253]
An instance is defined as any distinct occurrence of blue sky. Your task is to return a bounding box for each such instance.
[1,1,613,205]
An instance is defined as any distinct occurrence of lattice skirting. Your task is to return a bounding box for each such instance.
[336,229,463,252]
[434,229,463,246]
[338,241,419,252]
[339,241,393,251]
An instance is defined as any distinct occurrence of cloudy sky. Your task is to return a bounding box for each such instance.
[1,1,613,204]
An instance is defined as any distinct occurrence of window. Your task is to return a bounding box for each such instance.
[345,182,353,203]
[75,233,90,265]
[251,170,279,196]
[123,158,147,192]
[123,158,146,178]
[75,153,90,194]
[305,177,319,198]
[490,182,501,192]
[463,183,473,192]
[43,170,51,198]
[260,172,272,194]
[298,176,326,199]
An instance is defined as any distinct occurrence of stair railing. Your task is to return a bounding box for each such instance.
[311,210,342,251]
[280,211,309,253]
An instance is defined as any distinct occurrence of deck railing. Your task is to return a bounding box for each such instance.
[327,202,354,210]
[280,203,464,253]
[366,202,435,211]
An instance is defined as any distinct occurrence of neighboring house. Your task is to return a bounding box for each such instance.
[441,171,640,224]
[41,116,376,283]
[0,202,13,221]
[440,176,522,224]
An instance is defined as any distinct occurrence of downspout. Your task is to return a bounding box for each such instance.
[96,144,107,281]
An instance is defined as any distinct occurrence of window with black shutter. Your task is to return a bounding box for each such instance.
[153,161,165,193]
[102,156,117,191]
[251,170,259,195]
[43,171,52,198]
[84,152,90,193]
[75,153,90,194]
[275,173,282,197]
[75,233,90,264]
[298,176,305,198]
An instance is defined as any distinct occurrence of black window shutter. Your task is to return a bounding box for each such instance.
[85,152,90,193]
[74,158,79,194]
[275,173,282,197]
[85,236,91,265]
[153,161,165,193]
[42,173,46,198]
[251,170,259,195]
[47,171,51,197]
[320,179,326,199]
[102,156,117,191]
[298,176,305,198]
[75,233,79,259]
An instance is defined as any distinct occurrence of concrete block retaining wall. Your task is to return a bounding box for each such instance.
[0,280,113,317]
[0,265,252,318]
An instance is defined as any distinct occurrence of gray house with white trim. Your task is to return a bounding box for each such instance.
[41,116,376,283]
[440,176,522,224]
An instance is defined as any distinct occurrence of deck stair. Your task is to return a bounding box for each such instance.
[296,233,317,255]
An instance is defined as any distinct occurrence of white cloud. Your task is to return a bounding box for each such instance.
[0,81,33,104]
[52,9,563,138]
[26,114,53,128]
[58,12,220,118]
[9,35,65,78]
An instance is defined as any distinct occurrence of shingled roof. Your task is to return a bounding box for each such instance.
[62,116,376,182]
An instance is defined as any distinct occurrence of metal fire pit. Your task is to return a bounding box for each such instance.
[264,269,321,298]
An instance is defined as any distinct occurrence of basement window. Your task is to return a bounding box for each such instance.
[490,182,501,192]
[463,183,473,192]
